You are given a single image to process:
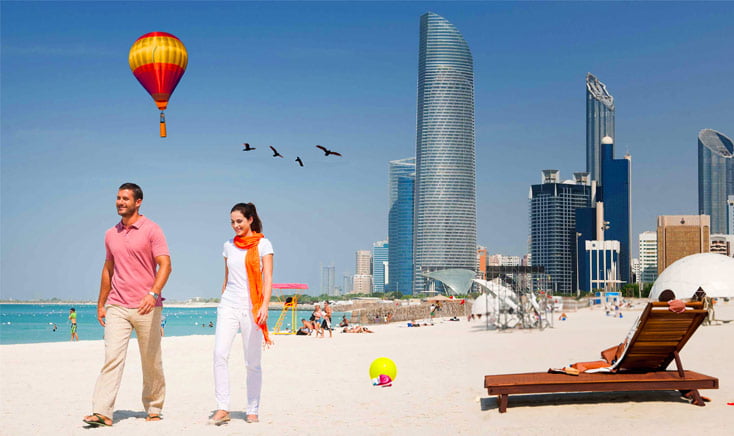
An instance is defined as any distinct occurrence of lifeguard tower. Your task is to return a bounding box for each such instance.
[271,283,308,335]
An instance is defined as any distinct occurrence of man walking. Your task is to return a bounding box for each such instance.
[83,183,172,427]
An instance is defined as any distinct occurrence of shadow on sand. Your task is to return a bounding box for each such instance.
[480,390,691,412]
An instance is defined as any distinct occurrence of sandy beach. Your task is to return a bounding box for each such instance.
[1,302,732,436]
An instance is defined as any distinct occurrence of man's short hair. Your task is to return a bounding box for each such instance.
[119,183,143,201]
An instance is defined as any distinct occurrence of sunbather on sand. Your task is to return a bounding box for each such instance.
[342,326,374,333]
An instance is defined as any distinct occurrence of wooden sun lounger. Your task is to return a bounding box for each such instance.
[484,302,719,413]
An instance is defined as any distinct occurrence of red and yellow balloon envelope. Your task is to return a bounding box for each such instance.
[128,32,188,137]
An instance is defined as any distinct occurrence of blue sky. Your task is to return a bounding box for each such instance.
[2,1,732,300]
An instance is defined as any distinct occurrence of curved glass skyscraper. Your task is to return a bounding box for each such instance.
[586,73,615,184]
[414,12,476,293]
[698,129,734,234]
[388,158,416,295]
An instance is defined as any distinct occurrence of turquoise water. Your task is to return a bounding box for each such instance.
[0,304,344,345]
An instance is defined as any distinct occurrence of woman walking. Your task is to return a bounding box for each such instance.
[210,203,273,426]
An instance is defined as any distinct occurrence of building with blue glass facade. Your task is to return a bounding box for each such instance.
[530,170,593,294]
[599,136,632,284]
[372,240,389,294]
[388,158,415,295]
[586,73,615,185]
[698,129,734,234]
[414,12,477,294]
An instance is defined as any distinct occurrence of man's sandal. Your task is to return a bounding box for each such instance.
[145,414,162,421]
[83,413,112,427]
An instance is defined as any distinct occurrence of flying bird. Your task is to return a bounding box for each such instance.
[316,145,342,157]
[242,143,255,151]
[295,157,304,167]
[269,146,284,158]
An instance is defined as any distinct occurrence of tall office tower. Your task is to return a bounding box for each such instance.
[656,215,710,274]
[352,275,373,295]
[342,273,352,294]
[530,170,593,294]
[414,12,477,293]
[586,73,615,184]
[638,231,658,284]
[600,136,632,284]
[698,129,734,234]
[729,196,734,234]
[631,258,640,283]
[388,158,416,295]
[320,264,336,296]
[355,250,372,275]
[372,240,389,293]
[477,246,488,279]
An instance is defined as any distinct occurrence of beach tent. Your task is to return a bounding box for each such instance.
[650,253,734,300]
[420,268,475,295]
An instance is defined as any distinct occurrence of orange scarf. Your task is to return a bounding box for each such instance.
[233,232,272,345]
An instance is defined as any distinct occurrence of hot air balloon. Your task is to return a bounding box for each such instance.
[128,32,188,138]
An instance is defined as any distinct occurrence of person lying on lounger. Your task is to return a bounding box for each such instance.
[552,290,686,375]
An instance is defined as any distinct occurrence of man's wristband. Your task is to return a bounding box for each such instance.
[148,292,160,300]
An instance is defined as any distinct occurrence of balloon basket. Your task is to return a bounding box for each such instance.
[159,111,167,138]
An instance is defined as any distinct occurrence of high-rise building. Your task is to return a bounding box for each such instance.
[729,195,734,234]
[352,275,373,295]
[698,129,734,234]
[388,158,416,295]
[414,12,477,293]
[638,231,658,284]
[320,264,336,296]
[657,215,710,274]
[530,170,593,294]
[477,246,488,279]
[710,234,734,257]
[599,136,632,284]
[586,73,615,185]
[355,250,372,275]
[372,240,389,294]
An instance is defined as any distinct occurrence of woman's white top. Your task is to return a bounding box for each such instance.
[220,238,273,310]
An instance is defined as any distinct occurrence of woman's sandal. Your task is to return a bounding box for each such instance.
[245,414,259,423]
[83,413,112,427]
[209,411,231,426]
[145,414,162,421]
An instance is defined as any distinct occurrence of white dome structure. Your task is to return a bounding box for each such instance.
[650,253,734,300]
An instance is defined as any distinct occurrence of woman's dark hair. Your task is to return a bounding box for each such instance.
[231,202,262,233]
[119,182,143,201]
[658,289,676,302]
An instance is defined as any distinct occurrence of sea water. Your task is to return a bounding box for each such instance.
[0,304,345,345]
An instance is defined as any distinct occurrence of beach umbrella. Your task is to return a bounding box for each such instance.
[129,32,188,137]
[650,253,734,300]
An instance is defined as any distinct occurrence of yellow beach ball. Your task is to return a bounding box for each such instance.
[369,357,397,380]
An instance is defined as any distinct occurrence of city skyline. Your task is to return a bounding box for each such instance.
[2,2,733,300]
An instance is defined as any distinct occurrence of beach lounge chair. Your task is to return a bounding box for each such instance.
[483,301,719,413]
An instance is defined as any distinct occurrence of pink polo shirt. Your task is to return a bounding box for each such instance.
[104,215,169,308]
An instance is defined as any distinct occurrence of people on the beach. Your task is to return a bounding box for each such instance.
[210,202,273,426]
[343,325,373,333]
[338,315,350,327]
[83,183,171,428]
[297,319,312,335]
[160,315,167,337]
[311,304,324,338]
[323,301,333,338]
[69,308,78,341]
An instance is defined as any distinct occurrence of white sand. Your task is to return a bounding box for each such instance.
[1,303,732,436]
